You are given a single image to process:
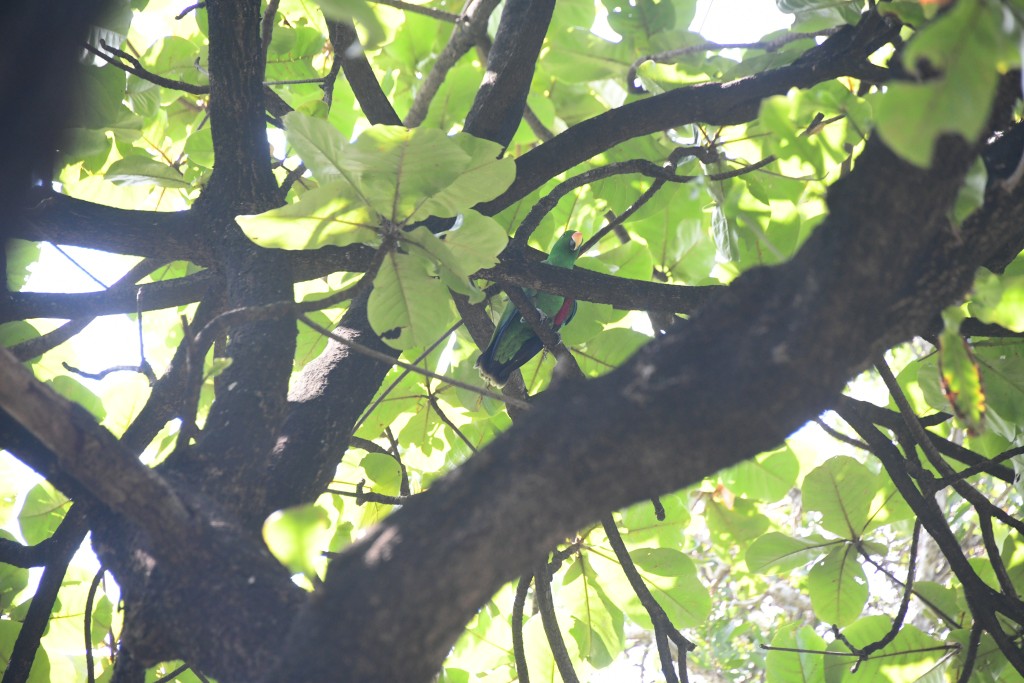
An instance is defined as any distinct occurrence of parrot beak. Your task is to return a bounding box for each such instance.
[571,231,583,250]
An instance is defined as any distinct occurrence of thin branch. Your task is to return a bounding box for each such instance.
[327,485,412,506]
[534,559,580,683]
[82,41,209,95]
[512,574,532,683]
[511,159,697,250]
[175,3,205,20]
[1,507,88,683]
[628,31,834,94]
[814,417,869,450]
[368,0,460,22]
[299,314,530,410]
[403,0,500,127]
[955,623,983,683]
[85,567,105,683]
[876,360,1024,538]
[858,521,922,658]
[427,391,479,457]
[602,514,694,682]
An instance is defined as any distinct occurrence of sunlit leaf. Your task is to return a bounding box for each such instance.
[367,250,454,349]
[802,456,877,538]
[263,503,331,579]
[806,545,867,626]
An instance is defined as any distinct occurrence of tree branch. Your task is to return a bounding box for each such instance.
[266,113,1024,681]
[478,12,899,214]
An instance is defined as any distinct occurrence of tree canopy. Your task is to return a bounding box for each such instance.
[4,0,1024,682]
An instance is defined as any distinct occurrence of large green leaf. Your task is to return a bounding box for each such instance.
[806,545,867,626]
[106,156,189,188]
[18,483,69,545]
[367,250,454,350]
[875,0,1009,167]
[746,532,838,573]
[283,115,514,224]
[236,181,380,249]
[721,445,799,502]
[766,624,828,683]
[802,456,877,538]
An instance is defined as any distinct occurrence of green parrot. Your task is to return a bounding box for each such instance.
[476,230,584,386]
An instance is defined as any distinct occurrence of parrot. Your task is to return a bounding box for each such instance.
[475,230,584,386]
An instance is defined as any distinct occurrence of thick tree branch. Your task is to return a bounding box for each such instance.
[462,0,553,146]
[479,13,899,214]
[267,113,1024,680]
[14,192,205,263]
[327,21,401,125]
[0,348,194,548]
[404,0,501,128]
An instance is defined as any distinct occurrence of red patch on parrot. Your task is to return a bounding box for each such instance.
[553,298,575,327]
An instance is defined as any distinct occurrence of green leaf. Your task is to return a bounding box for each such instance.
[105,156,188,187]
[262,503,331,579]
[18,483,69,545]
[720,445,799,502]
[236,181,380,250]
[367,250,454,349]
[360,451,402,494]
[47,375,106,422]
[971,268,1024,333]
[825,618,945,683]
[875,0,1007,167]
[705,498,771,545]
[766,624,827,683]
[746,532,837,573]
[5,239,41,291]
[437,211,509,274]
[802,456,877,538]
[283,116,514,223]
[806,545,867,626]
[630,547,697,577]
[937,326,985,435]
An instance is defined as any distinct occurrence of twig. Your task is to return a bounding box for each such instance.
[327,482,412,506]
[368,0,460,22]
[814,417,869,450]
[152,664,190,683]
[383,427,410,497]
[427,390,479,456]
[82,41,209,95]
[857,521,922,659]
[511,160,696,250]
[300,315,530,410]
[62,361,155,384]
[175,2,205,20]
[857,545,961,629]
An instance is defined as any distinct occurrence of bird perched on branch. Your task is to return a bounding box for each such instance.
[476,230,583,386]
